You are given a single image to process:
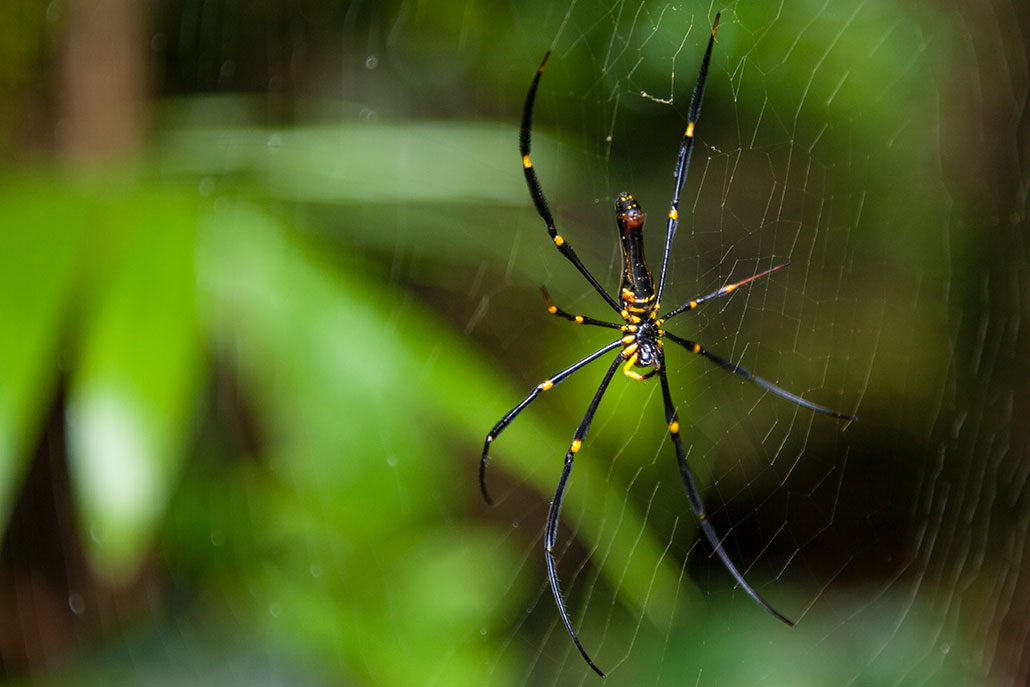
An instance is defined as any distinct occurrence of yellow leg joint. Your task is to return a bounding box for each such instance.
[553,235,564,247]
[522,154,532,169]
[570,439,582,453]
[623,352,645,380]
[540,379,554,391]
[669,421,679,434]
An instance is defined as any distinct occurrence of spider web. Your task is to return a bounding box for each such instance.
[475,1,1028,685]
[1,1,1028,686]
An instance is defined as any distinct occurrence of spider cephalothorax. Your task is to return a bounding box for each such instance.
[480,13,855,678]
[620,313,662,378]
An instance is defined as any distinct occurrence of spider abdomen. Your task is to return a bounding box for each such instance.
[615,192,656,312]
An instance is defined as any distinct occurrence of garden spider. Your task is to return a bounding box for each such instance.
[480,14,855,678]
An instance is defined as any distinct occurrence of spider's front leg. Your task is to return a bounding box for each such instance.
[544,352,625,679]
[663,331,856,421]
[656,350,795,626]
[479,340,622,505]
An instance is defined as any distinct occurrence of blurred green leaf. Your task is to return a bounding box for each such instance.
[0,182,85,535]
[66,189,204,582]
[190,199,687,680]
[161,121,536,206]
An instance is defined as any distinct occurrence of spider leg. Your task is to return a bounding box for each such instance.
[545,352,624,679]
[662,262,790,322]
[521,52,622,315]
[541,286,623,329]
[663,331,856,420]
[656,13,720,304]
[656,351,795,627]
[481,339,623,505]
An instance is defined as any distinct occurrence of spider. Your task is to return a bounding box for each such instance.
[479,14,855,678]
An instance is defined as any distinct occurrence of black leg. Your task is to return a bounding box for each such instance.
[542,286,623,329]
[521,52,622,315]
[655,14,720,304]
[480,339,623,505]
[663,331,857,421]
[657,351,795,626]
[662,262,789,322]
[544,352,624,679]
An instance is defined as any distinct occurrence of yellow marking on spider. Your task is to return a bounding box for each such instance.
[574,315,584,323]
[622,352,646,380]
[621,308,630,319]
[522,155,532,169]
[570,439,582,453]
[547,305,558,314]
[686,121,695,137]
[622,288,635,301]
[669,208,678,221]
[540,379,554,391]
[623,343,639,356]
[692,343,701,354]
[669,421,679,434]
[622,334,636,345]
[699,512,707,520]
[553,235,564,247]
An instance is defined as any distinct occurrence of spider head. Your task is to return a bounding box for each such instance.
[615,192,645,233]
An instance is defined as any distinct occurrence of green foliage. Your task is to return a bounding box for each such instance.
[0,169,686,683]
[0,0,1002,683]
[0,182,85,527]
